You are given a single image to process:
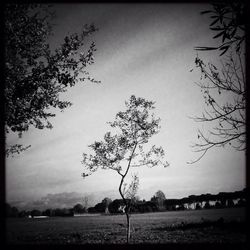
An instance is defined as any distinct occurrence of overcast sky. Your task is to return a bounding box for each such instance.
[6,4,245,208]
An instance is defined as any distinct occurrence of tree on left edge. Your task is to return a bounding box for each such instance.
[5,4,100,156]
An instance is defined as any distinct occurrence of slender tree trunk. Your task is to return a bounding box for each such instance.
[125,212,130,244]
[117,142,137,244]
[105,207,109,214]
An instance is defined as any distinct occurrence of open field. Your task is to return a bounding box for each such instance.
[6,207,246,244]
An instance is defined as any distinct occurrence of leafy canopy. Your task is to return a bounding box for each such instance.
[195,2,245,55]
[5,4,99,155]
[82,95,169,178]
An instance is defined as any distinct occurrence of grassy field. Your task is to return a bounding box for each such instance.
[6,207,246,244]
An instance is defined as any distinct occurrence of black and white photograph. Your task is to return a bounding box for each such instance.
[4,2,246,245]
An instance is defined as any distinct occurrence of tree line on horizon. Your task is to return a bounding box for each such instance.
[6,188,247,218]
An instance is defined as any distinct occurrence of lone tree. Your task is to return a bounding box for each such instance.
[82,95,169,243]
[73,203,85,214]
[5,4,99,156]
[102,197,112,214]
[82,196,90,212]
[151,190,166,211]
[189,2,246,163]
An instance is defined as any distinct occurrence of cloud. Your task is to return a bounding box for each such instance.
[9,189,119,211]
[10,192,85,211]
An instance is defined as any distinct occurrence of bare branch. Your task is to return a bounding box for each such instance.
[190,49,245,163]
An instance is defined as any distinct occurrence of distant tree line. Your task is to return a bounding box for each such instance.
[6,189,247,218]
[5,203,75,218]
[88,189,246,214]
[163,189,247,211]
[5,202,89,218]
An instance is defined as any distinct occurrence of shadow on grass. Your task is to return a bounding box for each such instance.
[155,218,246,232]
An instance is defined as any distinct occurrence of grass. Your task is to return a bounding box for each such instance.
[155,217,246,232]
[6,207,246,244]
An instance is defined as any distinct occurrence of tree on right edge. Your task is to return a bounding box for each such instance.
[188,2,246,164]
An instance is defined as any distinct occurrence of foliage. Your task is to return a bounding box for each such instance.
[102,197,112,214]
[151,190,166,210]
[122,173,140,212]
[107,199,125,214]
[131,201,158,213]
[54,208,73,217]
[189,50,245,163]
[5,4,99,156]
[102,197,112,206]
[227,199,235,208]
[82,95,168,243]
[31,209,42,217]
[190,2,245,163]
[94,202,106,213]
[204,201,211,209]
[73,203,85,214]
[6,203,19,217]
[151,190,166,201]
[5,189,246,220]
[82,196,90,212]
[87,207,97,213]
[43,208,54,217]
[195,2,245,56]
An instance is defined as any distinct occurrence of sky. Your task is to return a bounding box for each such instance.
[6,3,245,209]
